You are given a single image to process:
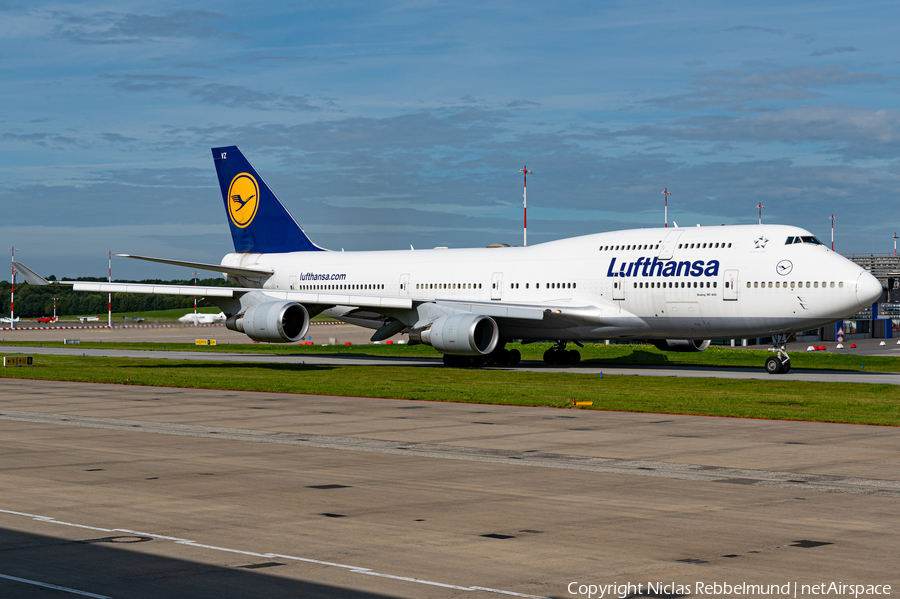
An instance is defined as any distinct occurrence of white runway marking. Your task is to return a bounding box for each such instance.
[0,509,550,599]
[0,573,111,598]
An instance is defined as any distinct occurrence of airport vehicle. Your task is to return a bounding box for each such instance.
[12,146,882,373]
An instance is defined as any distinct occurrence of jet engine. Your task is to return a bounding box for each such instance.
[409,314,499,355]
[226,301,309,343]
[652,339,711,352]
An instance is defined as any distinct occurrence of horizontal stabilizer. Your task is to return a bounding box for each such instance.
[11,262,51,285]
[117,254,274,277]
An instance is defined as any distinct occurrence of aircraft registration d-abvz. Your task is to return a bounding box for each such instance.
[14,146,883,374]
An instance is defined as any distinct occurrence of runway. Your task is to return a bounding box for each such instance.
[0,379,898,598]
[3,343,900,384]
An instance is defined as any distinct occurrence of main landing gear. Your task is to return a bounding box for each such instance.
[543,342,581,366]
[765,334,791,374]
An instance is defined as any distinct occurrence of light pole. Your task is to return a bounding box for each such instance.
[8,246,15,329]
[662,188,672,228]
[830,214,836,251]
[894,232,898,257]
[107,250,113,328]
[193,271,198,326]
[756,203,765,225]
[518,166,533,247]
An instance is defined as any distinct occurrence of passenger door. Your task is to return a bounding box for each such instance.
[399,273,410,296]
[613,277,625,301]
[723,269,739,301]
[491,272,503,300]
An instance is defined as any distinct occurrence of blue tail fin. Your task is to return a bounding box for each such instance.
[212,146,324,253]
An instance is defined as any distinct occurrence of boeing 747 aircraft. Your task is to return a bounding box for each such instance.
[13,146,883,374]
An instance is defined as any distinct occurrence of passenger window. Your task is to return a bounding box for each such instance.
[678,244,682,249]
[806,282,810,288]
[754,282,758,288]
[839,282,844,288]
[634,282,637,288]
[713,282,717,288]
[830,282,834,288]
[573,283,576,288]
[526,283,529,289]
[768,282,772,288]
[728,243,732,248]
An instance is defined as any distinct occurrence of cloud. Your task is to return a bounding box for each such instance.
[723,26,784,35]
[189,83,322,112]
[53,9,244,45]
[101,74,329,112]
[100,74,200,92]
[811,46,861,57]
[575,104,900,162]
[645,65,888,111]
[1,131,81,149]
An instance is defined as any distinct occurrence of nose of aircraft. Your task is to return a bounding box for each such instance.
[856,270,883,308]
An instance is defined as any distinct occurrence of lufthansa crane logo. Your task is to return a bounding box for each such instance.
[227,173,260,228]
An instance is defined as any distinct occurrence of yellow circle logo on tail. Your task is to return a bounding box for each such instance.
[227,173,260,228]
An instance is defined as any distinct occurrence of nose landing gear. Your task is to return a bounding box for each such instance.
[765,334,791,374]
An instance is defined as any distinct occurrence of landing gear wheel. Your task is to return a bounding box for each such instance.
[543,349,558,365]
[765,356,783,374]
[470,356,487,368]
[443,354,458,367]
[781,359,791,373]
[567,350,581,365]
[507,349,521,366]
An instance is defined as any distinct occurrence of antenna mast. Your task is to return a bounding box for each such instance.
[662,188,672,228]
[519,166,533,246]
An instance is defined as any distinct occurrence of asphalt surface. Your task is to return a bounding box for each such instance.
[0,379,898,598]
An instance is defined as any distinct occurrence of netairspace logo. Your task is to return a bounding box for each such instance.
[567,581,892,598]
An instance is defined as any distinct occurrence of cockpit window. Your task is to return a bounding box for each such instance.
[785,236,824,246]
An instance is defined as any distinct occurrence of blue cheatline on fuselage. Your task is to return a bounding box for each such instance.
[607,257,720,278]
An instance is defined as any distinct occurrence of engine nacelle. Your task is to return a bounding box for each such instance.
[226,301,309,343]
[409,314,499,355]
[652,339,711,352]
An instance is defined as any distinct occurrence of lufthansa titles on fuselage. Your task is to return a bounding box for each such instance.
[606,256,720,278]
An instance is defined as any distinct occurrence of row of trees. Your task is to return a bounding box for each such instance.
[0,278,234,318]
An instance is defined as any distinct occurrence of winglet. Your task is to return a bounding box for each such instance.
[11,261,51,285]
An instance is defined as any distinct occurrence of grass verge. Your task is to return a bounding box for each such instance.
[2,353,899,426]
[2,341,898,372]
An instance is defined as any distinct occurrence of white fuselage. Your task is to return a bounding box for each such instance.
[222,224,881,341]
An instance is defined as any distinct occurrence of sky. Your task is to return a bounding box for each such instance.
[2,0,899,281]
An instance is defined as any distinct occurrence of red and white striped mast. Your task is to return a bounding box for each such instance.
[8,246,15,329]
[757,203,765,225]
[661,188,672,227]
[893,232,898,257]
[829,214,836,251]
[193,271,198,326]
[519,166,533,246]
[107,250,113,328]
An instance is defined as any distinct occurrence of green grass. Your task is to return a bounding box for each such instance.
[2,340,898,372]
[1,353,899,425]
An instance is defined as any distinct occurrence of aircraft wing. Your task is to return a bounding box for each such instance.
[117,254,274,277]
[11,262,51,285]
[70,282,414,310]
